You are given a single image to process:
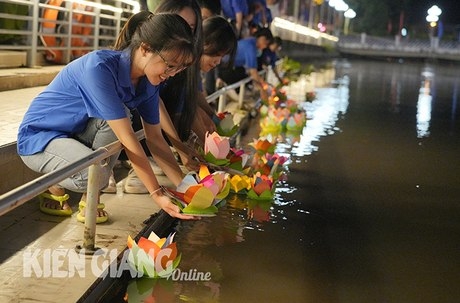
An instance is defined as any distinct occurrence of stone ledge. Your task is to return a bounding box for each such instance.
[0,143,41,195]
[0,66,63,92]
[0,51,26,69]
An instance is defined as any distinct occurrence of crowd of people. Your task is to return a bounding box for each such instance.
[17,0,285,223]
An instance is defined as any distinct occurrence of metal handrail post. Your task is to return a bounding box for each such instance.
[238,83,245,109]
[28,0,39,67]
[65,1,73,63]
[93,3,101,50]
[77,162,102,253]
[218,92,227,113]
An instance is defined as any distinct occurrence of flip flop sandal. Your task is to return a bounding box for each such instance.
[76,201,108,224]
[39,192,72,216]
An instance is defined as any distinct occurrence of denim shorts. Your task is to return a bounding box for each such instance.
[20,118,120,193]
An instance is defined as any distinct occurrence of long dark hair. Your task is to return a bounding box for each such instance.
[155,0,204,141]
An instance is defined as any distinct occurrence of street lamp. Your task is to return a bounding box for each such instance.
[426,5,441,27]
[343,8,356,35]
[334,0,348,12]
[426,5,442,49]
[328,0,349,36]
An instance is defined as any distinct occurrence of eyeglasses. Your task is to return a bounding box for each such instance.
[154,49,189,75]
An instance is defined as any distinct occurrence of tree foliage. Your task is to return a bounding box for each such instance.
[346,0,417,36]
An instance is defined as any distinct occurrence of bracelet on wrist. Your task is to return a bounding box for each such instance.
[149,187,163,197]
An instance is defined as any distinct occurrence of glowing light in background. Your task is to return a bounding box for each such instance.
[272,17,339,42]
[416,67,434,138]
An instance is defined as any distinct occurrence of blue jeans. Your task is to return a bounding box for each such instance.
[21,118,120,193]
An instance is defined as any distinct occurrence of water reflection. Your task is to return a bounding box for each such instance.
[450,80,458,135]
[350,59,459,139]
[288,75,350,157]
[123,59,460,303]
[389,68,401,113]
[416,67,434,138]
[124,63,352,302]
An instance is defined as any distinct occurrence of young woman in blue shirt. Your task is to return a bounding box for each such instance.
[17,12,199,222]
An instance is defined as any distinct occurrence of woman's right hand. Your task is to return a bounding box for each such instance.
[153,193,198,220]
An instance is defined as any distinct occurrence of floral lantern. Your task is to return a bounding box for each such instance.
[127,232,181,278]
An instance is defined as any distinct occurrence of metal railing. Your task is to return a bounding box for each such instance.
[0,0,139,66]
[338,33,460,61]
[0,71,261,253]
[206,71,264,113]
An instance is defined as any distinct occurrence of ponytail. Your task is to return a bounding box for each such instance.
[113,11,153,50]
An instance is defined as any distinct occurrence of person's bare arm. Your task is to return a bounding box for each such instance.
[235,12,244,37]
[158,98,201,170]
[107,117,194,219]
[142,119,183,186]
[248,67,268,100]
[197,91,216,117]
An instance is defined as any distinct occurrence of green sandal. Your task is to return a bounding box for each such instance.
[39,192,72,216]
[76,201,108,224]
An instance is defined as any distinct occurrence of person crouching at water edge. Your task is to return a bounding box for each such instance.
[17,12,201,223]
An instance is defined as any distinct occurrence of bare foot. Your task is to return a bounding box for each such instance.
[78,193,108,220]
[78,207,108,218]
[41,199,72,211]
[41,186,71,211]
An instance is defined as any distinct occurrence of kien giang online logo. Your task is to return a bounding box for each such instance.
[22,232,211,281]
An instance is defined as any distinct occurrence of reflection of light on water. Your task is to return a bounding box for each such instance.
[417,91,432,138]
[264,75,351,227]
[266,72,351,224]
[291,76,350,156]
[417,68,434,138]
[284,68,336,102]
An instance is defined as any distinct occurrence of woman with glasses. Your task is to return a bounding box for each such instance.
[121,6,237,196]
[17,12,199,222]
[119,0,205,195]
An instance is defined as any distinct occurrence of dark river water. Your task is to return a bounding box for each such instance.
[124,59,460,303]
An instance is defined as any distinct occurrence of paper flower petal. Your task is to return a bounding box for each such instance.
[204,132,230,159]
[200,175,220,196]
[198,165,211,180]
[215,178,230,200]
[229,175,251,193]
[247,188,273,200]
[138,237,161,260]
[253,180,272,195]
[176,174,199,193]
[185,185,214,209]
[182,205,218,215]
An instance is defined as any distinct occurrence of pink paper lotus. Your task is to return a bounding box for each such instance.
[204,131,230,159]
[286,112,306,131]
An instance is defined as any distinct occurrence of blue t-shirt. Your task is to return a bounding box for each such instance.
[220,0,248,21]
[247,0,272,26]
[259,47,278,68]
[17,49,160,156]
[234,37,258,69]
